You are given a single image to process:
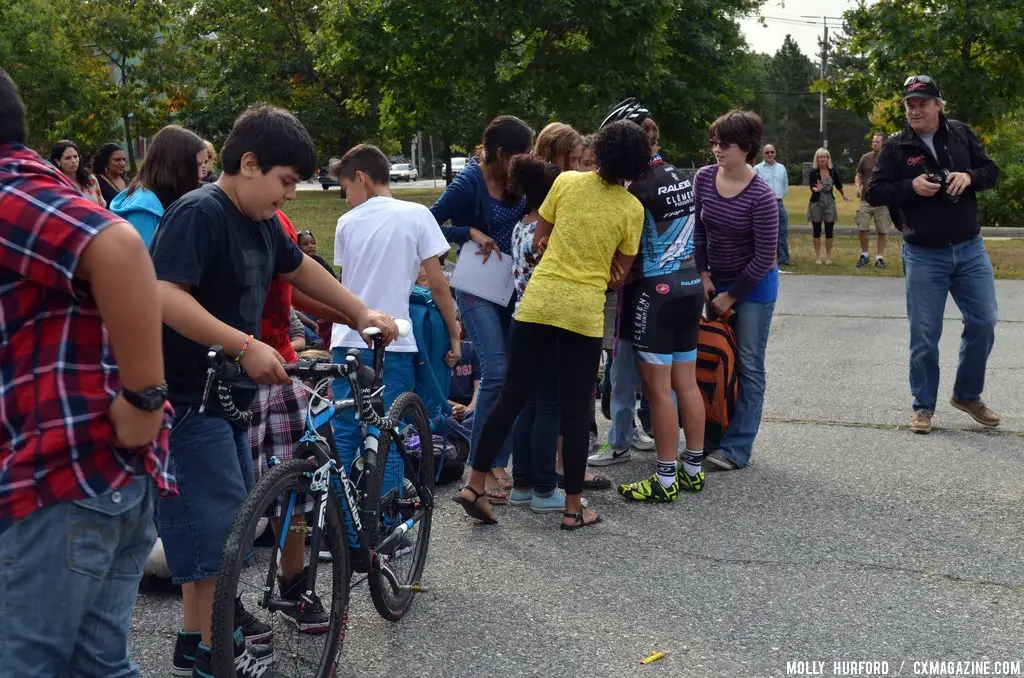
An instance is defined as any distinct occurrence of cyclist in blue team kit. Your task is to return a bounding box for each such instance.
[611,101,707,503]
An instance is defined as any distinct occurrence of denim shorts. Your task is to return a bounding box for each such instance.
[155,405,253,584]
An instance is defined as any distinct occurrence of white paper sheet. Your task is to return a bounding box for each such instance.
[449,242,515,307]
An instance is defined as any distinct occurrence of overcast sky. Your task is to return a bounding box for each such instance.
[740,0,874,59]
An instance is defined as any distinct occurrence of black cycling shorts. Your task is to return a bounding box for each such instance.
[627,275,704,364]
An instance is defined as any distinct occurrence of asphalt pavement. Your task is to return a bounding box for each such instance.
[131,274,1024,678]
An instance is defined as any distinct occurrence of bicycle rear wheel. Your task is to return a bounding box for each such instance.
[212,457,349,678]
[364,391,434,621]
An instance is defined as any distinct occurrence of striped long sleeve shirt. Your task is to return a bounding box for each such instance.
[693,165,779,301]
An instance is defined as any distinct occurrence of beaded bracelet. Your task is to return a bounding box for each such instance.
[236,334,254,363]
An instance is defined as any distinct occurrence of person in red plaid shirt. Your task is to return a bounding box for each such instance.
[0,70,175,677]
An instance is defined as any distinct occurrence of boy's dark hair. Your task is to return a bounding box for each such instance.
[0,69,27,146]
[593,120,650,185]
[220,105,316,179]
[126,125,205,209]
[476,115,534,165]
[333,144,390,184]
[708,109,764,164]
[92,142,124,177]
[49,140,92,187]
[508,155,561,212]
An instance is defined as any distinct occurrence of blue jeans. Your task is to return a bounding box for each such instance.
[455,291,513,469]
[902,236,998,412]
[719,301,775,467]
[445,412,474,445]
[157,407,253,583]
[0,476,155,678]
[777,200,790,265]
[608,339,641,450]
[512,350,559,495]
[331,348,414,549]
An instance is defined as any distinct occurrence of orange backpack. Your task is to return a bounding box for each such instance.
[696,310,739,445]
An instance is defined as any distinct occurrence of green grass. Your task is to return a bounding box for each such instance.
[782,233,1024,279]
[283,187,1024,280]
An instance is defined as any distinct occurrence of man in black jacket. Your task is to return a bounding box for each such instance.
[866,75,1000,435]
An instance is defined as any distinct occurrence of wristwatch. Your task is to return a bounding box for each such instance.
[122,382,169,412]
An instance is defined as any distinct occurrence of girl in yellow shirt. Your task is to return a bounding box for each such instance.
[454,121,650,530]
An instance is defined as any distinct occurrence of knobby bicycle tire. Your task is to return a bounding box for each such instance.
[212,458,350,678]
[364,391,434,621]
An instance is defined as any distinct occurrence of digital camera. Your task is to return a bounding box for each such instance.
[925,167,960,203]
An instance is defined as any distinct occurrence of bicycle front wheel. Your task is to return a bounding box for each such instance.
[212,457,350,678]
[364,391,434,621]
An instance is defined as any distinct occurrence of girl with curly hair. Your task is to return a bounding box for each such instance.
[454,120,650,530]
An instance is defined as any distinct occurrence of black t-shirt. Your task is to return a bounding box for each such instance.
[150,183,304,413]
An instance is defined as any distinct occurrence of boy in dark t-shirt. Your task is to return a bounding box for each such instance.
[150,105,397,678]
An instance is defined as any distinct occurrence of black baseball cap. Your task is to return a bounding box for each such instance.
[903,75,942,101]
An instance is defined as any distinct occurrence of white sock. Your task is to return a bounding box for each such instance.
[876,255,884,260]
[861,251,869,257]
[656,459,676,488]
[682,449,703,477]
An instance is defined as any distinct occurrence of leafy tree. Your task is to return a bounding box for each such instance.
[977,116,1024,228]
[760,35,821,172]
[73,0,195,170]
[0,0,118,152]
[825,0,1024,129]
[179,0,380,164]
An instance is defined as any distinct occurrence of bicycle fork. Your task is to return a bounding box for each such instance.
[261,459,336,617]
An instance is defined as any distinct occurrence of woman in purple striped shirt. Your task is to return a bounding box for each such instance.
[693,110,779,470]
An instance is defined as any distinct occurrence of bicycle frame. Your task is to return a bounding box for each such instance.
[262,369,428,612]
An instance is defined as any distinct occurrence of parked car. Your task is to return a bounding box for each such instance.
[389,163,419,182]
[441,156,468,177]
[318,161,340,190]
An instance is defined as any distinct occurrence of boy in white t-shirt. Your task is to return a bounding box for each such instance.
[329,144,460,563]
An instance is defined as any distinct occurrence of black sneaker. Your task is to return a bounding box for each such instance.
[875,257,886,269]
[279,566,331,634]
[190,629,277,678]
[235,597,273,644]
[171,631,201,677]
[856,254,870,268]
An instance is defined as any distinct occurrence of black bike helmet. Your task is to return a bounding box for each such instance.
[600,97,651,129]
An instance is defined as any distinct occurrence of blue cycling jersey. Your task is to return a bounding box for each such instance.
[627,157,701,287]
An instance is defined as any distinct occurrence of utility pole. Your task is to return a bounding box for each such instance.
[803,14,842,149]
[821,21,828,149]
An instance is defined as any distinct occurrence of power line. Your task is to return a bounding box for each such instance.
[762,15,844,25]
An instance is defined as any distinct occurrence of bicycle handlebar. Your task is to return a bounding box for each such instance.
[198,321,403,423]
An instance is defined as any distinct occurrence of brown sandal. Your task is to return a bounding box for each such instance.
[452,486,498,525]
[560,510,602,531]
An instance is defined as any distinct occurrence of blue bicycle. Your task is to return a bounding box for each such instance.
[207,324,435,678]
